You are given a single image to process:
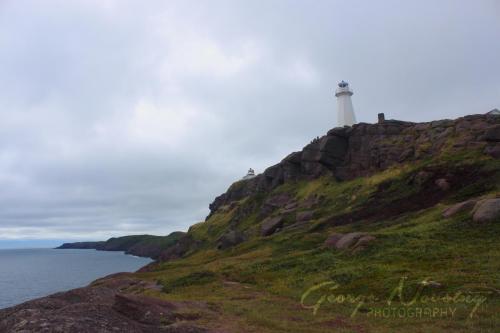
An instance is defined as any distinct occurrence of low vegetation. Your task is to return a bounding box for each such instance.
[132,153,500,332]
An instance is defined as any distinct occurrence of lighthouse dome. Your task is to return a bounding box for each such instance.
[338,81,349,88]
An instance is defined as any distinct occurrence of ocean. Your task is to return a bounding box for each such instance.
[0,248,151,309]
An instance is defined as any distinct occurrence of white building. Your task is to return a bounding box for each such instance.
[242,168,256,180]
[335,80,357,126]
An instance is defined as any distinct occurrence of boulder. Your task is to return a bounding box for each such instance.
[324,233,345,249]
[217,230,246,250]
[335,232,366,250]
[325,232,376,251]
[442,200,477,218]
[260,216,284,236]
[352,235,376,251]
[435,178,451,191]
[296,210,315,222]
[472,199,500,223]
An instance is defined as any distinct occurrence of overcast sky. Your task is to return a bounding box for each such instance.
[0,0,499,245]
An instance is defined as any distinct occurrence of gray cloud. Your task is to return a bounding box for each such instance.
[0,0,499,241]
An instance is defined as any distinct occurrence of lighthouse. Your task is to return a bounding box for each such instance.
[335,80,356,126]
[242,168,256,180]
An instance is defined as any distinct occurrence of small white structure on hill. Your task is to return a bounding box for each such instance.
[242,168,256,180]
[335,80,357,126]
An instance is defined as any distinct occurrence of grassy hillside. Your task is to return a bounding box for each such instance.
[124,151,500,332]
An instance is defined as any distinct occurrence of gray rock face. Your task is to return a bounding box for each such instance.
[442,200,477,218]
[260,216,284,236]
[472,199,500,223]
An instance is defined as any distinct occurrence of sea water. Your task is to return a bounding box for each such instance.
[0,248,151,309]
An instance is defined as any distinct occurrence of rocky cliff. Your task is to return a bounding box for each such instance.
[208,113,500,217]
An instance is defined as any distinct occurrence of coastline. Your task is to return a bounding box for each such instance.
[56,232,185,260]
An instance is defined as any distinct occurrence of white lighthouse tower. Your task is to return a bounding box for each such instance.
[335,80,356,126]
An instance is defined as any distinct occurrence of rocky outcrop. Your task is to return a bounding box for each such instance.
[472,199,500,223]
[442,199,478,218]
[324,232,376,252]
[335,233,367,250]
[324,233,345,248]
[0,273,216,332]
[208,113,500,217]
[261,216,284,236]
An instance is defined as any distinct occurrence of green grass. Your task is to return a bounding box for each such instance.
[160,270,218,293]
[133,154,500,332]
